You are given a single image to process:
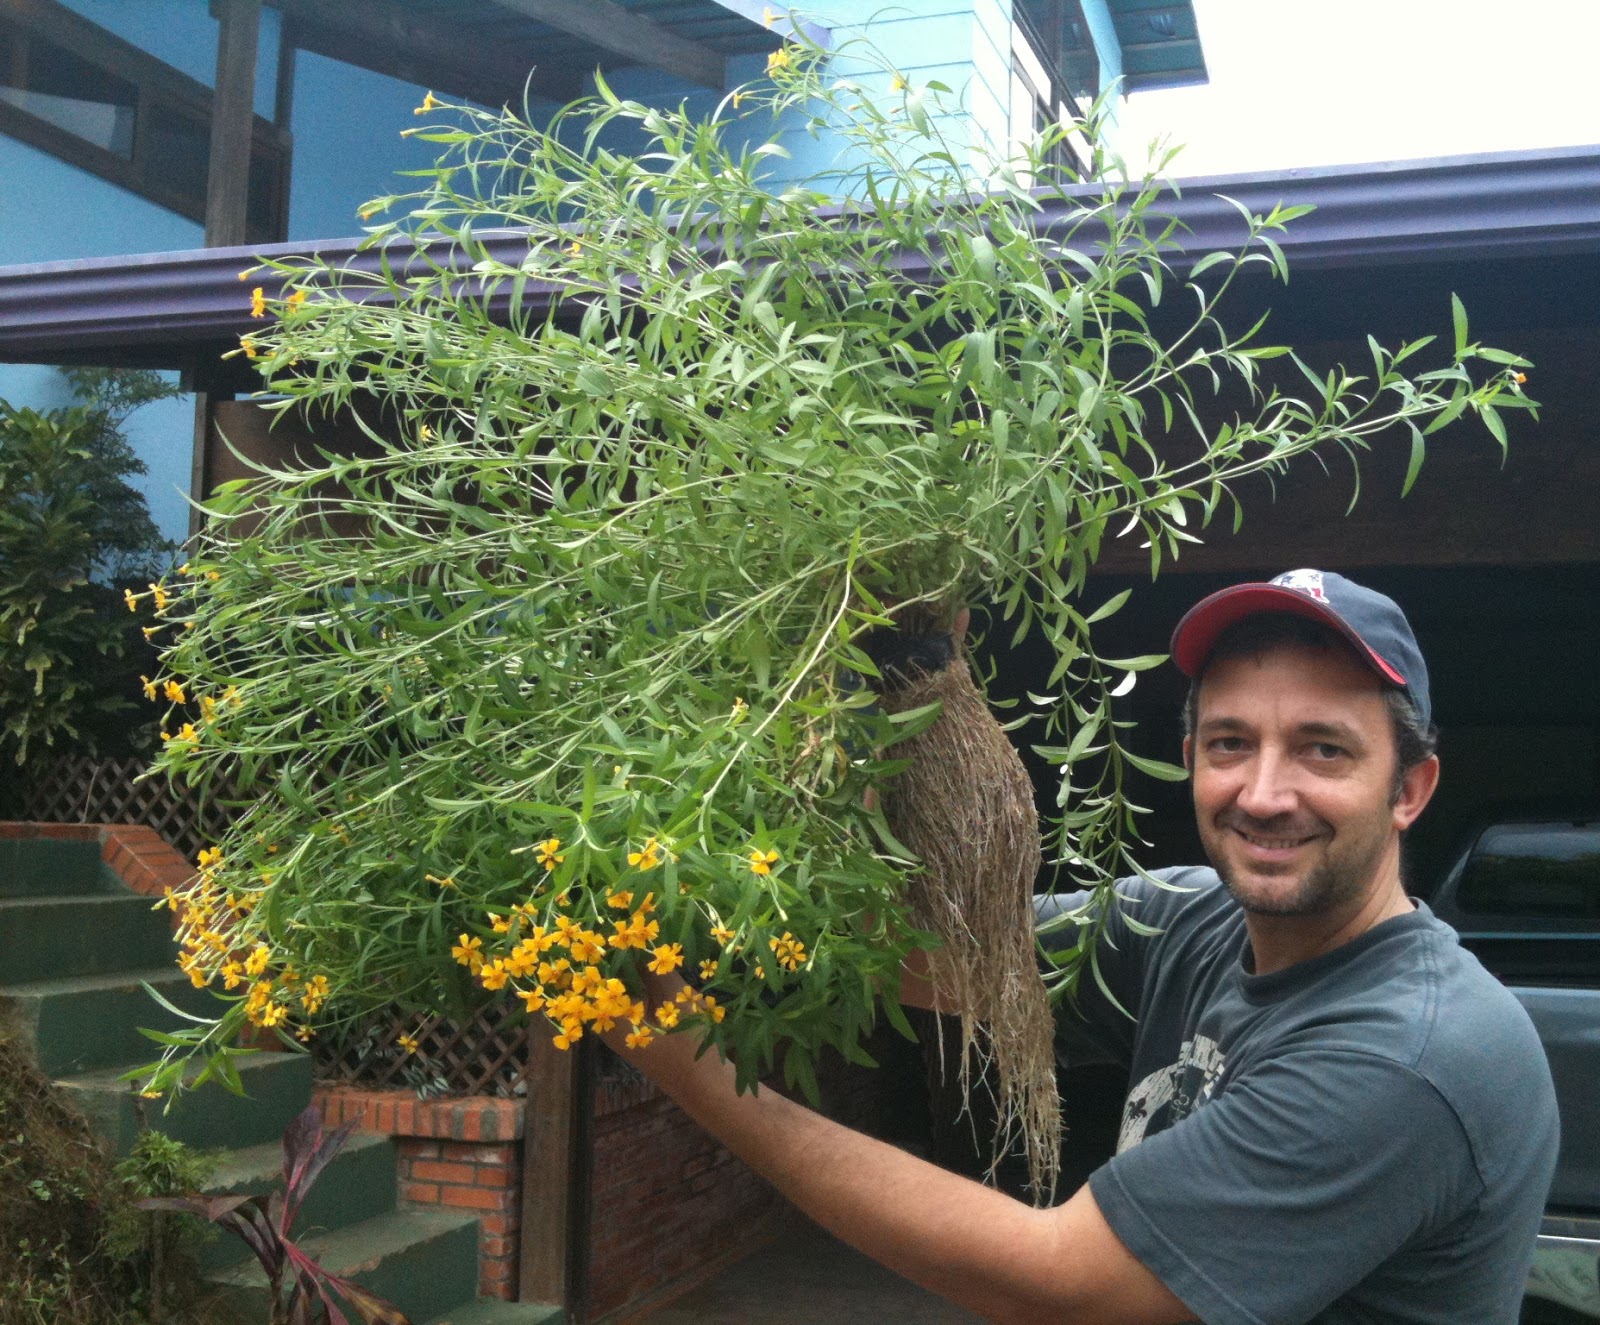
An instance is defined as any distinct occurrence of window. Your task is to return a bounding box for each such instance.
[1458,822,1600,920]
[0,0,288,242]
[1010,1,1090,177]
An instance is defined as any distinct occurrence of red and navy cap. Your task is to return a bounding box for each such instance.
[1170,569,1431,726]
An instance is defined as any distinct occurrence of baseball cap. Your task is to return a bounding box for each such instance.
[1170,569,1431,727]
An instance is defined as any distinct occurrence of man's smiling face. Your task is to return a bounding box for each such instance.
[1187,640,1411,919]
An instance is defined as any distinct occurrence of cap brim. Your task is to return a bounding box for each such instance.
[1170,584,1407,686]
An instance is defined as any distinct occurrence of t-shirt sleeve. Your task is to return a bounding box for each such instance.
[1088,1047,1483,1325]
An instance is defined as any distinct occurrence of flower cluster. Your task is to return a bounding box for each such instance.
[442,838,799,1050]
[164,846,327,1036]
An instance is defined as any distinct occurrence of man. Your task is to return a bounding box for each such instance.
[609,569,1558,1324]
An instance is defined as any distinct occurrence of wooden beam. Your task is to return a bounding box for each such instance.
[272,0,583,108]
[205,0,260,247]
[489,0,728,90]
[518,1028,589,1308]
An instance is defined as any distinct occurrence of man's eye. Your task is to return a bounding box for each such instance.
[1208,737,1246,755]
[1309,742,1347,760]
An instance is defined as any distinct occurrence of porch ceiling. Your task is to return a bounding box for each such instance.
[3,145,1599,388]
[268,0,826,105]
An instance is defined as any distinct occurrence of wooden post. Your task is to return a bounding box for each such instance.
[205,0,261,247]
[519,1028,593,1315]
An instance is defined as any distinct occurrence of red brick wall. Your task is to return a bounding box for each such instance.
[585,1076,783,1322]
[314,1086,525,1300]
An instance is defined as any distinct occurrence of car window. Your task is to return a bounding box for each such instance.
[1457,822,1600,919]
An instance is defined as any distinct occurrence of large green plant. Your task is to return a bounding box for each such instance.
[134,35,1530,1109]
[0,370,176,769]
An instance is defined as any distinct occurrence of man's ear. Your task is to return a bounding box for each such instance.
[1393,754,1440,830]
[1182,734,1194,774]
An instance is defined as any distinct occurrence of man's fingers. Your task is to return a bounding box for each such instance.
[951,606,970,652]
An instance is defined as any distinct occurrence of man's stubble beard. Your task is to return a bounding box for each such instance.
[1204,811,1394,919]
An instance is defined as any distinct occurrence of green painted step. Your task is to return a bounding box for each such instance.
[0,966,212,1077]
[59,1049,314,1156]
[425,1299,566,1325]
[0,892,176,983]
[195,1131,399,1272]
[207,1207,479,1324]
[0,838,124,897]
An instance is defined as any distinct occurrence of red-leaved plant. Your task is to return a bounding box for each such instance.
[140,1103,410,1325]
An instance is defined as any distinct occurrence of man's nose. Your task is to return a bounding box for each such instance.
[1234,748,1298,819]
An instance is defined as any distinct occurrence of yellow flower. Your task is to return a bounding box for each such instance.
[419,423,434,442]
[425,872,456,889]
[569,930,607,964]
[703,994,726,1023]
[163,679,186,704]
[175,722,199,744]
[241,337,259,359]
[301,975,330,1013]
[259,1003,288,1027]
[710,923,735,945]
[564,240,582,258]
[891,73,907,92]
[142,626,159,641]
[451,934,484,970]
[149,582,170,611]
[140,675,158,701]
[609,912,660,951]
[606,889,633,910]
[770,931,807,971]
[223,684,242,706]
[520,988,546,1014]
[628,838,663,871]
[748,847,780,876]
[729,697,748,723]
[767,45,791,74]
[732,89,745,109]
[237,268,255,282]
[124,588,141,612]
[489,912,511,934]
[398,1032,420,1054]
[243,944,271,977]
[535,837,565,872]
[197,846,223,871]
[200,695,218,722]
[647,943,685,976]
[762,5,775,26]
[285,289,307,310]
[479,961,510,991]
[1514,371,1528,384]
[250,286,266,318]
[699,959,719,980]
[414,91,441,115]
[625,1025,655,1050]
[553,1023,583,1050]
[655,1002,680,1029]
[220,960,244,990]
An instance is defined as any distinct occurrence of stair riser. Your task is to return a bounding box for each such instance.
[0,977,213,1077]
[0,897,177,982]
[61,1053,315,1156]
[0,840,115,896]
[197,1136,400,1272]
[212,1216,480,1325]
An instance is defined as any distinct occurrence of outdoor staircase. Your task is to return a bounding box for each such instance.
[0,830,561,1325]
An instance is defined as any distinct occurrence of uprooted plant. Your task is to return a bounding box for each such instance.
[130,28,1532,1200]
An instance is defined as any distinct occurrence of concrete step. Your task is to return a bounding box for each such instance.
[195,1130,399,1272]
[0,892,176,983]
[207,1207,480,1325]
[0,837,124,897]
[0,966,212,1077]
[425,1299,566,1325]
[59,1049,314,1156]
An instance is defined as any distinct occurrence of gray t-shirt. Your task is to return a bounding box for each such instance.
[1038,867,1559,1325]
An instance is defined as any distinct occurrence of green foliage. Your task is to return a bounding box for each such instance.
[135,34,1532,1098]
[0,369,177,770]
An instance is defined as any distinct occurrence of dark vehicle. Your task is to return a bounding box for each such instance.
[1431,813,1600,1323]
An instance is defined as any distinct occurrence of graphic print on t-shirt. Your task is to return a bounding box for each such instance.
[1117,1034,1225,1152]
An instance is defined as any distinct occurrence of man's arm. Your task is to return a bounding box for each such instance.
[607,999,1193,1325]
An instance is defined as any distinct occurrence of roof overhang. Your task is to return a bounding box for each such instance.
[3,146,1598,386]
